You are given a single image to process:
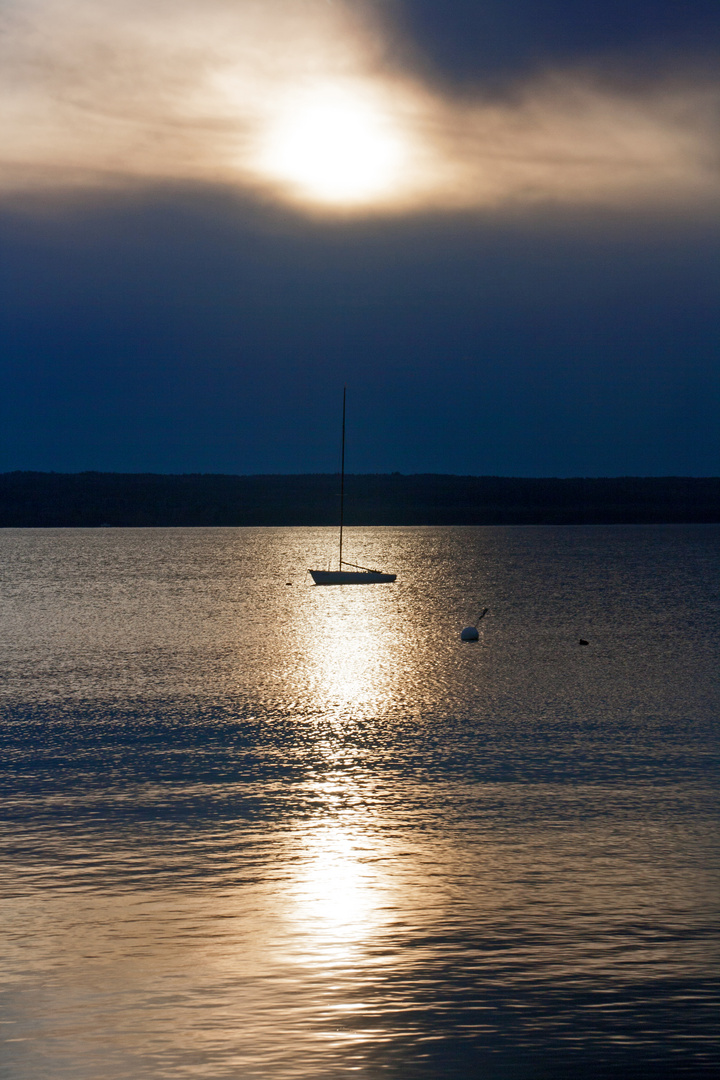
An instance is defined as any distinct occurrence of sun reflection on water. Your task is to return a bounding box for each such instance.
[293,577,405,725]
[283,815,390,972]
[275,583,407,978]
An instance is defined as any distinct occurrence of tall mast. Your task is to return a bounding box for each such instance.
[339,385,346,570]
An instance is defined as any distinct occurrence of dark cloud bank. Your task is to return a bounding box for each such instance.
[2,194,718,477]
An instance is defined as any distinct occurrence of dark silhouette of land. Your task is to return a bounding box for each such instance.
[1,472,718,527]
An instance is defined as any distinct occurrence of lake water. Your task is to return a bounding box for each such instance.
[1,525,719,1080]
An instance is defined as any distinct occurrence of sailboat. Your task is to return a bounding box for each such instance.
[308,388,396,585]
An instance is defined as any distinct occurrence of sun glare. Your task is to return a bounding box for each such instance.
[257,85,408,206]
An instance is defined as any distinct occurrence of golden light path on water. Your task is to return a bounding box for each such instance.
[274,580,405,987]
[297,583,400,720]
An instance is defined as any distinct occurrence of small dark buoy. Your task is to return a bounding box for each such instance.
[461,608,488,642]
[579,638,589,646]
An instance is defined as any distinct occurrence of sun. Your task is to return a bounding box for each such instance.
[256,84,408,206]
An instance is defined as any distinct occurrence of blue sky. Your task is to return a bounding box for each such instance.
[1,0,718,475]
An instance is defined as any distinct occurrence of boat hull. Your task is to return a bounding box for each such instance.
[309,569,396,585]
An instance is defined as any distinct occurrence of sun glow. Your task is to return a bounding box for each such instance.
[0,0,717,213]
[257,85,409,206]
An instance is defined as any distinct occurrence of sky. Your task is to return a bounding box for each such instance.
[1,0,719,476]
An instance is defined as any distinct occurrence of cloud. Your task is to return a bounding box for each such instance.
[1,0,718,213]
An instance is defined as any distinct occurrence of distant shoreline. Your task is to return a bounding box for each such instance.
[1,472,719,527]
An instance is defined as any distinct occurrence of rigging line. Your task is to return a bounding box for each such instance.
[339,384,346,571]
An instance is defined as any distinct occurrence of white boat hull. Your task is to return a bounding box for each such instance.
[309,569,396,585]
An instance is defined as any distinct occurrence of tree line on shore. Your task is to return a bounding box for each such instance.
[1,472,718,527]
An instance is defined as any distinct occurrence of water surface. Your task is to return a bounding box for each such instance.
[1,526,719,1078]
